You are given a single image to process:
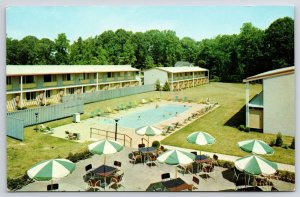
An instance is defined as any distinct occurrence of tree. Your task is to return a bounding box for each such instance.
[6,37,20,65]
[35,38,55,64]
[17,36,39,64]
[54,33,70,64]
[155,79,161,91]
[264,17,294,69]
[162,81,170,91]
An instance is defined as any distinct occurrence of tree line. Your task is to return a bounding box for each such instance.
[6,17,294,82]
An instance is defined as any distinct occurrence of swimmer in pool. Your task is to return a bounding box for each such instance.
[138,115,141,120]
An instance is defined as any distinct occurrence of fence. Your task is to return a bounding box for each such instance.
[62,84,156,104]
[90,127,132,147]
[6,100,84,127]
[6,116,24,141]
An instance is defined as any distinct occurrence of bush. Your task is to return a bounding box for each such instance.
[216,160,234,168]
[152,141,161,149]
[275,132,283,147]
[290,137,295,149]
[155,79,161,91]
[269,139,276,147]
[281,144,289,149]
[7,174,34,191]
[244,127,250,132]
[162,81,170,91]
[238,125,245,131]
[66,150,93,163]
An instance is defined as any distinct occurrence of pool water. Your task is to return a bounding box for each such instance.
[96,104,191,129]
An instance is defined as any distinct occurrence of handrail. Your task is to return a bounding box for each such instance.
[141,137,149,146]
[90,127,132,147]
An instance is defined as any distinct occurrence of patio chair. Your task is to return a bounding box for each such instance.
[187,162,201,174]
[130,151,142,164]
[47,183,59,191]
[87,179,103,191]
[190,151,197,156]
[177,164,187,175]
[161,173,171,181]
[199,163,214,180]
[233,167,243,181]
[138,143,145,148]
[190,176,200,190]
[213,154,219,166]
[108,173,125,190]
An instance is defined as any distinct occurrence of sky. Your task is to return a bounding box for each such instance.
[6,6,294,42]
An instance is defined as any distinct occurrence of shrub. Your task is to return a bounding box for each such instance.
[278,170,295,183]
[162,81,170,91]
[155,79,161,91]
[152,141,161,149]
[275,132,283,147]
[290,137,295,149]
[269,139,276,147]
[244,127,250,132]
[238,125,245,131]
[66,150,93,163]
[281,144,289,149]
[7,174,34,191]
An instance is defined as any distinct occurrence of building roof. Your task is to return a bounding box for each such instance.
[6,65,139,76]
[155,66,208,73]
[243,66,295,82]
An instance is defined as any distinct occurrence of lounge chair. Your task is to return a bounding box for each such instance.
[40,124,54,134]
[141,99,148,104]
[172,122,182,129]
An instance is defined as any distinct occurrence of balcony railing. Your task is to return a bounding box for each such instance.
[23,83,37,89]
[44,81,58,87]
[62,81,75,85]
[79,79,90,84]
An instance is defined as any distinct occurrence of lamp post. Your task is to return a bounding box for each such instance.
[35,112,39,132]
[114,118,120,141]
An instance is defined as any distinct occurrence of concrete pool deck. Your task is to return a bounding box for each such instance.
[49,100,215,148]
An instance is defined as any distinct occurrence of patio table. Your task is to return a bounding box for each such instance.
[162,178,191,192]
[139,147,157,164]
[92,165,117,177]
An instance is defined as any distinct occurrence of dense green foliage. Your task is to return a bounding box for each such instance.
[275,132,284,147]
[7,17,294,81]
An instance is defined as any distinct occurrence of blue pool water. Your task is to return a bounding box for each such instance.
[97,104,191,129]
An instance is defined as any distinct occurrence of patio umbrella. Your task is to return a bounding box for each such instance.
[27,158,75,190]
[186,131,215,155]
[235,155,278,176]
[157,150,195,178]
[88,139,123,165]
[238,139,274,155]
[135,126,162,146]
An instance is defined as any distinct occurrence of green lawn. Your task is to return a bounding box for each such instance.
[7,82,294,179]
[161,82,295,165]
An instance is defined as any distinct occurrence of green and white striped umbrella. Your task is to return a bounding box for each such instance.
[88,140,123,165]
[238,139,274,155]
[157,150,195,178]
[157,150,195,165]
[88,140,123,155]
[187,131,216,146]
[235,155,278,176]
[136,126,162,146]
[27,159,75,181]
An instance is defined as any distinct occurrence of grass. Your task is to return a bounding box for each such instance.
[161,82,295,165]
[7,82,294,179]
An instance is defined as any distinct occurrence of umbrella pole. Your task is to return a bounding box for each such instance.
[51,179,53,191]
[175,166,177,178]
[148,136,150,147]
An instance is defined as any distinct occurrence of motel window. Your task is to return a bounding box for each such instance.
[82,73,90,80]
[107,72,112,78]
[6,77,12,85]
[63,74,72,81]
[93,73,96,79]
[25,92,36,100]
[44,75,56,82]
[23,76,35,84]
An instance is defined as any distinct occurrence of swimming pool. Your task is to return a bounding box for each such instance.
[94,104,191,129]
